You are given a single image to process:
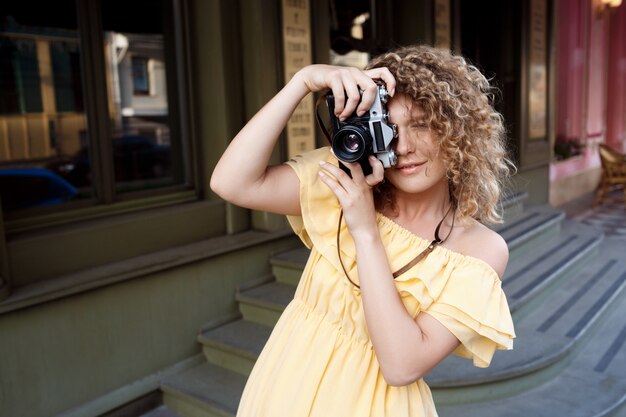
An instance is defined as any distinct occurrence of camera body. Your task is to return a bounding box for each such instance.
[326,85,397,176]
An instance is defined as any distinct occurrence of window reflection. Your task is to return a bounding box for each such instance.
[330,12,371,68]
[51,41,85,112]
[0,0,189,214]
[131,56,150,95]
[103,0,184,194]
[0,2,91,212]
[329,1,372,68]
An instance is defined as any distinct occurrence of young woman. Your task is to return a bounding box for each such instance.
[211,45,515,417]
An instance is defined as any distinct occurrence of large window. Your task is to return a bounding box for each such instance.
[329,0,383,68]
[0,0,193,222]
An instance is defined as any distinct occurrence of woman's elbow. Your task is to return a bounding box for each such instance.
[210,171,235,202]
[381,367,425,387]
[209,173,223,195]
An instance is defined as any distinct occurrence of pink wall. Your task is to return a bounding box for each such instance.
[606,4,626,152]
[552,0,626,182]
[556,0,588,143]
[586,3,609,140]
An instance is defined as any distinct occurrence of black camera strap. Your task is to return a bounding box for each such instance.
[336,204,456,289]
[315,93,333,145]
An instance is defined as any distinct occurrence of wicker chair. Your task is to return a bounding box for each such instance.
[593,144,626,207]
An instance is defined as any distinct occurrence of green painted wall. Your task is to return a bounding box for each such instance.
[514,166,550,205]
[0,235,297,417]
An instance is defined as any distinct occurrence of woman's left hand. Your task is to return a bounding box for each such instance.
[318,156,385,239]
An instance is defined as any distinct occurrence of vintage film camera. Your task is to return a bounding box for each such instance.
[325,85,397,176]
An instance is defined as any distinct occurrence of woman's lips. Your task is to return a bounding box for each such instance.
[394,161,426,174]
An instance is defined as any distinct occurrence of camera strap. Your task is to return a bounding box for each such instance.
[336,204,456,289]
[315,94,333,145]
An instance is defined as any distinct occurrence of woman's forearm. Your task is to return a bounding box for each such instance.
[209,71,310,203]
[354,232,432,385]
[355,232,461,386]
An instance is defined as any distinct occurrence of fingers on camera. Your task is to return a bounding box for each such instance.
[357,83,378,116]
[366,67,396,96]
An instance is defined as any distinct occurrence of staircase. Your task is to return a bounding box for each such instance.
[160,196,626,417]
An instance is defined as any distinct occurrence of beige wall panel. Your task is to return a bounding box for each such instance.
[26,114,51,158]
[57,113,87,156]
[0,119,11,161]
[36,40,57,115]
[6,117,29,161]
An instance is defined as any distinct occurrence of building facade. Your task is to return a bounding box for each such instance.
[0,1,623,416]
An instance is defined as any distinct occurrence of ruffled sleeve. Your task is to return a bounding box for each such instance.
[284,147,340,251]
[424,259,515,368]
[285,147,515,368]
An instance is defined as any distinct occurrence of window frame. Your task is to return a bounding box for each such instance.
[1,0,201,234]
[0,0,235,291]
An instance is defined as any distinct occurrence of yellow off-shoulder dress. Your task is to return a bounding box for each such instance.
[236,147,515,417]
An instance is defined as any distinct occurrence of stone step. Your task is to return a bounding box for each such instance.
[165,276,626,417]
[194,224,604,396]
[270,247,310,286]
[266,218,601,317]
[164,205,613,417]
[435,270,626,417]
[236,281,295,327]
[198,319,271,376]
[269,205,568,288]
[205,215,601,387]
[500,191,528,222]
[494,204,566,258]
[503,218,603,317]
[426,242,626,402]
[161,362,244,417]
[198,238,623,408]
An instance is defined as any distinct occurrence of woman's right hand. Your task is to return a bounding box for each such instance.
[210,63,395,216]
[293,64,396,120]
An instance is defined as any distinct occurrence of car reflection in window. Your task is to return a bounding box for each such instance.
[111,135,171,182]
[47,135,172,188]
[0,168,78,211]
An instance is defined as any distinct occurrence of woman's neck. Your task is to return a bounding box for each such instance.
[388,180,452,223]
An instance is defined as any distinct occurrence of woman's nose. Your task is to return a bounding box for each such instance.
[394,129,414,156]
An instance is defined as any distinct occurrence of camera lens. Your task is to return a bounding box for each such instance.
[332,126,371,163]
[344,134,361,153]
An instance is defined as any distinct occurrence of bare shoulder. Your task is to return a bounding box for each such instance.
[449,218,509,278]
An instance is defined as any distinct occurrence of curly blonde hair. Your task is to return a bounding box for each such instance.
[367,45,514,224]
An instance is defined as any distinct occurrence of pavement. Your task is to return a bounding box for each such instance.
[563,192,626,240]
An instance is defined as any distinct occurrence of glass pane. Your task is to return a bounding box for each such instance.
[329,1,371,68]
[0,1,93,213]
[102,0,188,194]
[131,57,150,95]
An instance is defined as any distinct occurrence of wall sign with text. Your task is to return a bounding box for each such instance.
[282,0,316,158]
